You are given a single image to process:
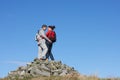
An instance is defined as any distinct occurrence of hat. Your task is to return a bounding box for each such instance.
[48,25,55,30]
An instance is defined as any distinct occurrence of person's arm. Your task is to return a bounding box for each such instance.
[46,31,49,37]
[40,30,52,42]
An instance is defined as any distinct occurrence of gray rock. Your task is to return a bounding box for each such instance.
[60,70,68,76]
[30,68,50,76]
[20,71,25,76]
[18,66,27,71]
[40,64,50,71]
[53,72,59,76]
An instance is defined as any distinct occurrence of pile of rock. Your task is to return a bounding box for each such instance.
[8,58,78,79]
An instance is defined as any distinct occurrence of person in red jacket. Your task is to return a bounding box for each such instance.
[46,26,56,61]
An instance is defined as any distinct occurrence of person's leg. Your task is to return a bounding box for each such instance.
[49,43,54,60]
[46,52,49,59]
[41,40,48,58]
[50,52,54,60]
[38,45,42,59]
[46,41,50,59]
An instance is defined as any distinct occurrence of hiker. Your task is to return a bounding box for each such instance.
[35,24,52,60]
[46,26,57,61]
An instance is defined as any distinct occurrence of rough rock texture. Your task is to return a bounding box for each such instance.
[8,58,78,79]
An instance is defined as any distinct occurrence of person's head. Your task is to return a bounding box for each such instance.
[48,25,55,31]
[42,24,47,31]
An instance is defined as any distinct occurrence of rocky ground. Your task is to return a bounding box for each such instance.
[6,58,79,80]
[0,58,119,80]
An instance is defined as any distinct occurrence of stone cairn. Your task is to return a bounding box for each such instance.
[8,58,78,79]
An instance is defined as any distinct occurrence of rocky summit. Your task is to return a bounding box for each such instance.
[7,58,78,79]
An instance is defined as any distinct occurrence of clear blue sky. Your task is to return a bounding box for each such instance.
[0,0,120,78]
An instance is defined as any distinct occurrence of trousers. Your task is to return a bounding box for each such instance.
[38,39,48,59]
[46,41,54,60]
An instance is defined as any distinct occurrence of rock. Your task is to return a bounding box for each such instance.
[7,58,78,79]
[40,64,50,71]
[20,71,25,76]
[60,70,68,76]
[18,66,27,71]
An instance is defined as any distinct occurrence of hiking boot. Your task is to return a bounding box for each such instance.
[40,58,46,61]
[45,58,48,62]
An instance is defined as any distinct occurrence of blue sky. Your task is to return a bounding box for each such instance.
[0,0,120,78]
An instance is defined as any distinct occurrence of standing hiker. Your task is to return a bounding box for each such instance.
[46,26,57,61]
[35,24,52,60]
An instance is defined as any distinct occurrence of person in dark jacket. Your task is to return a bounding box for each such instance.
[46,26,56,61]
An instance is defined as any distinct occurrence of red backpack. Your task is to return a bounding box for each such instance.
[47,31,56,43]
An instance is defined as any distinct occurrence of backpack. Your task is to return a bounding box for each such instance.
[35,30,39,41]
[48,31,56,43]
